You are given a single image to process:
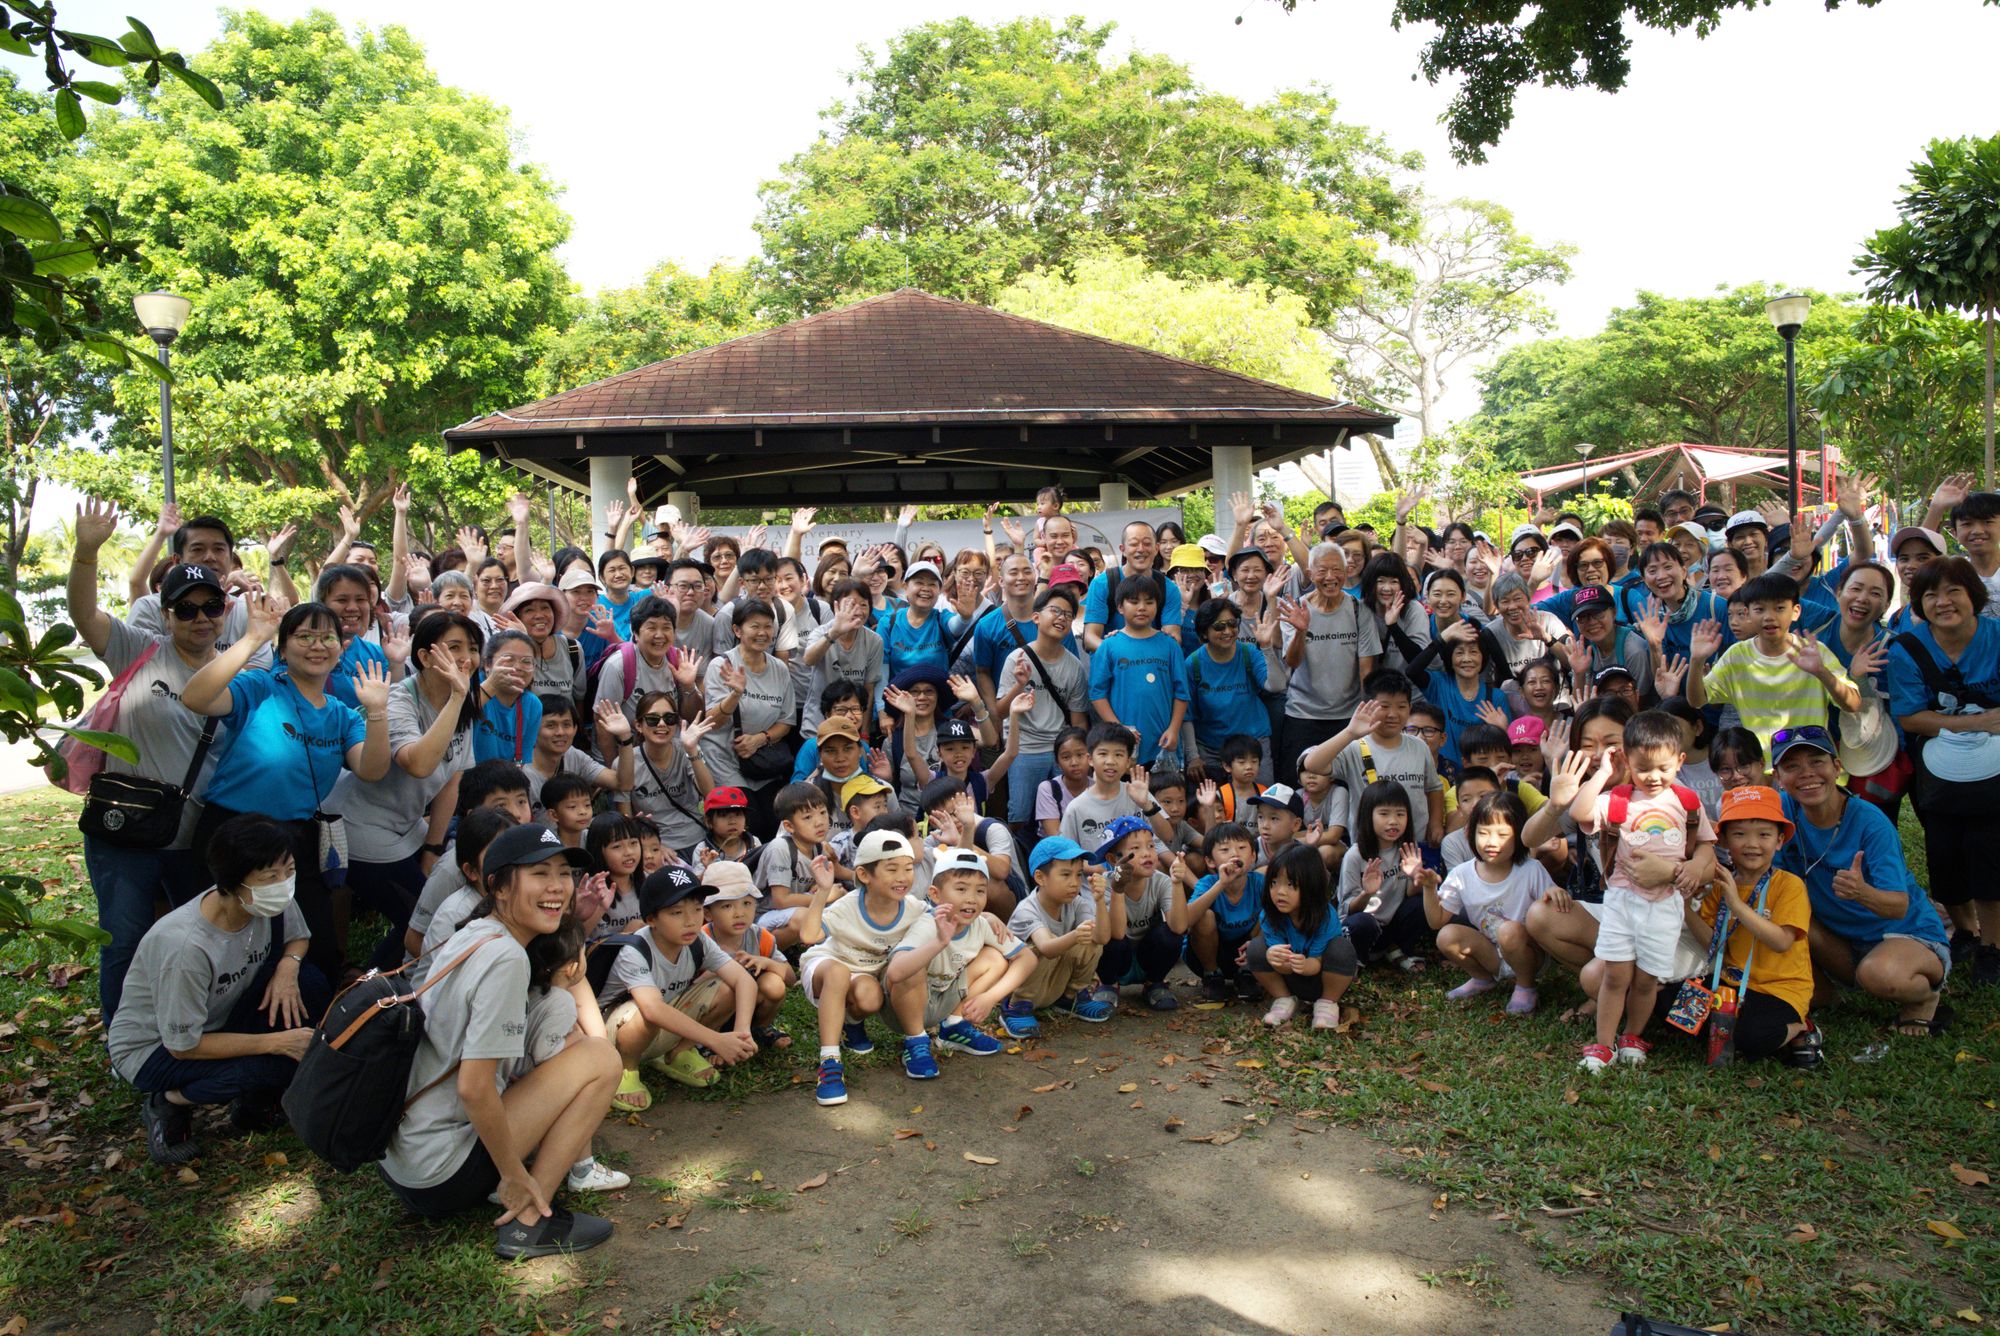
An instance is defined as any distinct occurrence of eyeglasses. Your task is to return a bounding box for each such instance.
[289,632,342,649]
[489,655,534,670]
[638,713,680,727]
[169,600,226,621]
[1404,724,1444,738]
[668,581,704,593]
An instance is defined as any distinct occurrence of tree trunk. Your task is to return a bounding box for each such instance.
[1985,303,1995,489]
[1364,433,1401,489]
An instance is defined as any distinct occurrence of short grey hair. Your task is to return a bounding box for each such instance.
[1491,572,1531,604]
[433,570,472,597]
[1308,541,1343,567]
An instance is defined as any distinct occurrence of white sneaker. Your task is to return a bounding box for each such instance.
[1311,999,1341,1030]
[565,1158,631,1192]
[1261,996,1298,1027]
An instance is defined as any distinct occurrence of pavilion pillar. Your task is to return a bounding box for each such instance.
[588,454,631,557]
[1211,445,1254,512]
[1098,481,1130,510]
[667,490,700,525]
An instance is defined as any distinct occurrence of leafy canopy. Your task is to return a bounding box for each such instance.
[756,16,1418,323]
[53,10,573,551]
[532,261,767,398]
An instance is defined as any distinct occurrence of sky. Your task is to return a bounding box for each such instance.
[11,0,1999,521]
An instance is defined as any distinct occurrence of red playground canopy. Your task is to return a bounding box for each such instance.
[1514,442,1838,510]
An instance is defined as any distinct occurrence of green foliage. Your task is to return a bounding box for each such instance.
[755,16,1418,323]
[532,260,769,396]
[1810,304,1987,500]
[1269,0,1960,165]
[995,250,1335,394]
[1329,196,1573,439]
[1855,133,2000,474]
[55,12,572,554]
[0,8,216,362]
[1464,284,1857,476]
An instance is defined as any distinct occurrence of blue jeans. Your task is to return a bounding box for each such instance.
[1008,750,1058,826]
[83,837,206,1023]
[128,955,331,1105]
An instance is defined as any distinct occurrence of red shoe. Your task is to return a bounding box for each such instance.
[1614,1033,1653,1066]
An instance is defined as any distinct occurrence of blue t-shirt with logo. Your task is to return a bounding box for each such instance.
[876,606,951,684]
[1087,628,1188,760]
[1194,869,1264,940]
[203,669,368,820]
[1083,570,1182,638]
[1885,617,2000,720]
[1776,791,1946,945]
[1184,644,1272,753]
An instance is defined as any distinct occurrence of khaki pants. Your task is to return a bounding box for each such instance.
[1016,941,1104,1009]
[606,974,730,1063]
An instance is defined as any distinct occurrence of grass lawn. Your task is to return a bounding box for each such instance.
[0,786,1994,1334]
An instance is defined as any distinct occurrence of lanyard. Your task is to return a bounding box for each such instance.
[1708,868,1774,992]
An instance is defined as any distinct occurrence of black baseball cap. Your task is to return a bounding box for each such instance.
[159,563,224,605]
[639,864,702,917]
[938,718,977,746]
[482,823,588,876]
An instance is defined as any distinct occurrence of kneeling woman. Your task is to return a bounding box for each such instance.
[378,823,622,1259]
[107,814,329,1165]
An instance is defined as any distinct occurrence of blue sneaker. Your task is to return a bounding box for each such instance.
[902,1034,940,1079]
[1066,984,1118,1023]
[936,1019,1003,1056]
[815,1057,847,1106]
[842,1020,874,1054]
[998,999,1040,1039]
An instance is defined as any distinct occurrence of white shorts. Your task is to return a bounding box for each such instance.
[800,952,886,1008]
[755,906,797,932]
[1591,887,1686,979]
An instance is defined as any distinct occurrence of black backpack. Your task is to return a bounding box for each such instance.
[282,935,497,1173]
[584,931,653,1005]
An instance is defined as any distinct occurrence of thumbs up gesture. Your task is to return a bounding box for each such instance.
[1831,853,1868,901]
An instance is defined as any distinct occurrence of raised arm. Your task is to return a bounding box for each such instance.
[182,592,289,716]
[128,502,176,606]
[67,498,123,654]
[386,483,412,605]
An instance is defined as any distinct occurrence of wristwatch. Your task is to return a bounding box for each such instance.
[271,557,288,569]
[421,841,449,856]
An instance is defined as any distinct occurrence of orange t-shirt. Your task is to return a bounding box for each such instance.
[1699,869,1812,1019]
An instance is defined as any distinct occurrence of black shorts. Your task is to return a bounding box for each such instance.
[379,1141,500,1220]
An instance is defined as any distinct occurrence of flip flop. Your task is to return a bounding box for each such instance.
[1888,999,1953,1038]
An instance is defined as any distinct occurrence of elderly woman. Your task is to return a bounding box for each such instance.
[1482,572,1571,680]
[1885,556,2000,985]
[1534,537,1618,630]
[431,569,476,619]
[500,581,582,702]
[1770,725,1953,1035]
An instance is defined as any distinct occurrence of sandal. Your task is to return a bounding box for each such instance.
[753,1024,792,1051]
[1889,1000,1953,1038]
[657,1046,719,1088]
[1385,949,1427,974]
[610,1068,652,1113]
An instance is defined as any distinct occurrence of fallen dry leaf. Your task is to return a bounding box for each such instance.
[1030,1081,1068,1094]
[893,1128,922,1140]
[1955,1309,1982,1325]
[1786,1222,1819,1243]
[796,1173,828,1192]
[0,1317,24,1336]
[1234,1058,1264,1069]
[1419,1079,1451,1094]
[1950,1164,1991,1188]
[1927,1220,1968,1242]
[175,1167,199,1185]
[262,1152,288,1169]
[1116,1082,1138,1093]
[963,1153,999,1165]
[1562,1088,1579,1105]
[1540,1205,1593,1218]
[1185,1129,1241,1146]
[1163,1117,1185,1131]
[749,1170,763,1183]
[1014,1105,1032,1122]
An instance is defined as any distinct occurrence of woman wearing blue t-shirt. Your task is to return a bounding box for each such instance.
[1771,726,1951,1037]
[184,593,391,981]
[1184,599,1275,776]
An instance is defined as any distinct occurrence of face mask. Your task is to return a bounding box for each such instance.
[244,874,296,918]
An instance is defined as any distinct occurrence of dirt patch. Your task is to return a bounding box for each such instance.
[584,1008,1609,1334]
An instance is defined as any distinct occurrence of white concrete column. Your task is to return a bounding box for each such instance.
[667,490,699,526]
[588,454,631,557]
[1097,481,1130,510]
[1211,445,1253,512]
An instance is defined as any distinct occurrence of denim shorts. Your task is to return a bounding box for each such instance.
[1846,931,1952,982]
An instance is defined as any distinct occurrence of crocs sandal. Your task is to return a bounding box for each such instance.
[657,1046,718,1088]
[610,1068,652,1113]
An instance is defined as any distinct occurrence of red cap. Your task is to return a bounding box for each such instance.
[704,786,750,813]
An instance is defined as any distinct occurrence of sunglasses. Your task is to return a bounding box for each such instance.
[169,599,226,621]
[638,713,680,727]
[1772,725,1832,748]
[1211,619,1240,631]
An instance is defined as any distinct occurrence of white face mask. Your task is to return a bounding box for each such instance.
[243,874,296,918]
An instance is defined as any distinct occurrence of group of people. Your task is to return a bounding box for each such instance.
[68,470,1998,1259]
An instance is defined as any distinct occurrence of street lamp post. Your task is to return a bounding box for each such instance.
[1573,441,1597,500]
[132,291,192,505]
[1766,293,1812,522]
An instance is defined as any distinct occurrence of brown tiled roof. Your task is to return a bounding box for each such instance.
[449,288,1380,435]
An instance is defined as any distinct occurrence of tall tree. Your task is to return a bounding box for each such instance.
[1810,304,1986,503]
[54,11,572,552]
[1855,134,2000,484]
[1269,0,1992,164]
[755,16,1417,322]
[532,261,768,396]
[993,249,1336,394]
[1327,195,1572,443]
[1465,284,1855,474]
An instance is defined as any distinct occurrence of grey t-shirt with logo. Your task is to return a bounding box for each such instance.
[1280,595,1383,721]
[97,618,223,850]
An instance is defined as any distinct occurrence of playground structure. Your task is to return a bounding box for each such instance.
[1515,442,1839,511]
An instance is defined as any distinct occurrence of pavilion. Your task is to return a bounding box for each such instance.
[443,288,1395,546]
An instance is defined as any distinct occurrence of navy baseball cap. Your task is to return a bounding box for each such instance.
[159,563,225,605]
[938,718,977,746]
[482,823,588,876]
[639,864,702,917]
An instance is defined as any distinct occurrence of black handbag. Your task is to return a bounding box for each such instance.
[736,707,797,784]
[78,714,218,850]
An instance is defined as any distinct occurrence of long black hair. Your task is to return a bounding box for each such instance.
[1263,843,1330,939]
[411,610,484,733]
